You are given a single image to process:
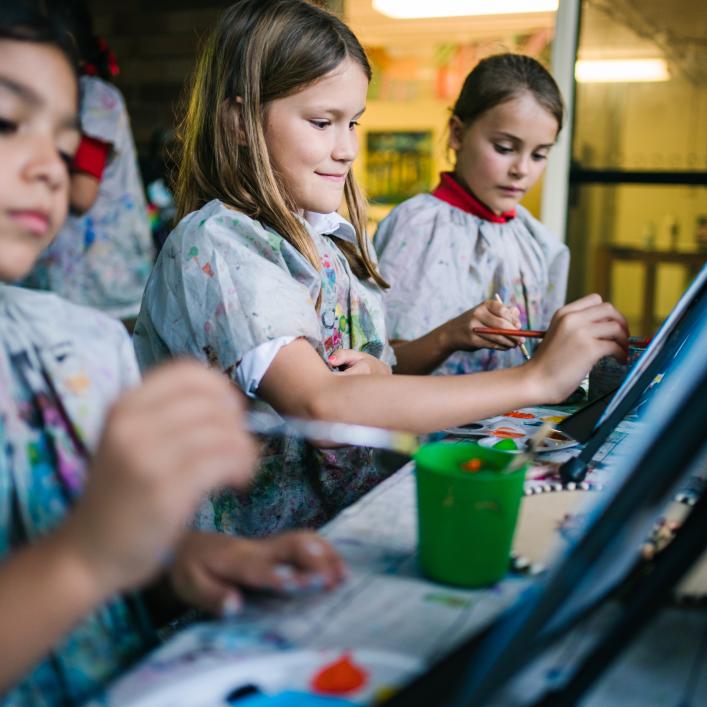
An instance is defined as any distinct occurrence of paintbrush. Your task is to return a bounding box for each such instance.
[493,293,532,360]
[504,421,554,473]
[246,411,420,457]
[472,327,546,339]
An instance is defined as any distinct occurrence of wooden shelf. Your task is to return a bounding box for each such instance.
[595,245,706,336]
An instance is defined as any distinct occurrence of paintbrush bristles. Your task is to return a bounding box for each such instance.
[504,421,554,473]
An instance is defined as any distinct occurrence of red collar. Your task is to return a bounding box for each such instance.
[431,172,515,223]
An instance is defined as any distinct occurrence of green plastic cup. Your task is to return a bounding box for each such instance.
[415,441,527,587]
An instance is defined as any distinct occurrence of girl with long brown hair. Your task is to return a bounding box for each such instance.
[135,0,628,537]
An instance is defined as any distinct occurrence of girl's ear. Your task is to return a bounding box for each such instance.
[225,96,247,146]
[448,115,465,152]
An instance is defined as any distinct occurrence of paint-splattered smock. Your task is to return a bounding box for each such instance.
[25,76,153,320]
[0,285,154,705]
[134,200,395,537]
[375,179,569,375]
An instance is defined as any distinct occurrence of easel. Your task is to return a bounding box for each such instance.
[385,300,707,707]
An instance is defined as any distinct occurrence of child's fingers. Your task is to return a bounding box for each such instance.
[509,306,522,329]
[282,533,347,585]
[176,559,244,617]
[478,303,519,329]
[260,532,346,589]
[484,300,516,322]
[585,321,629,361]
[474,333,519,350]
[327,349,363,368]
[556,293,603,315]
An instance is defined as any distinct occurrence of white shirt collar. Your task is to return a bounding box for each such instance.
[304,211,357,244]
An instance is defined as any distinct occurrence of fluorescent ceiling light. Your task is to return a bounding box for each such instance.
[372,0,558,19]
[575,59,670,83]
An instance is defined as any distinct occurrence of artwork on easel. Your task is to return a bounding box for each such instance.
[366,131,433,205]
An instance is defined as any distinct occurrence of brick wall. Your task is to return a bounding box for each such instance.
[89,0,342,157]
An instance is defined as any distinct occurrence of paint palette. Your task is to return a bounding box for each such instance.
[106,649,422,707]
[442,408,579,454]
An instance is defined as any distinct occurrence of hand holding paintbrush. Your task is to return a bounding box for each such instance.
[442,297,524,354]
[492,293,532,361]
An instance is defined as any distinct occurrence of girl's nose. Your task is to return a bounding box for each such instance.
[333,126,358,162]
[510,152,532,179]
[24,136,68,191]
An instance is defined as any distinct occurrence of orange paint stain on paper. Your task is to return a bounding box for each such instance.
[311,653,368,695]
[65,374,91,394]
[202,262,214,277]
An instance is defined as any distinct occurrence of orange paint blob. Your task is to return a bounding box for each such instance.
[460,458,483,472]
[491,428,525,439]
[310,653,368,695]
[202,262,214,277]
[504,411,534,419]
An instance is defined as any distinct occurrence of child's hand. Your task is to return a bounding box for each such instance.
[447,300,523,351]
[168,530,347,616]
[328,349,392,376]
[58,360,258,597]
[525,294,629,404]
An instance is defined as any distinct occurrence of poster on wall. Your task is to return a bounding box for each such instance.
[366,131,433,204]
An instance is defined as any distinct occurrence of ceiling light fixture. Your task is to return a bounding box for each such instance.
[372,0,559,19]
[575,58,670,83]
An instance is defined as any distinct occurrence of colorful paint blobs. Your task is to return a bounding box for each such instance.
[202,262,214,277]
[493,438,518,451]
[188,245,199,258]
[460,458,483,472]
[541,415,566,424]
[504,410,535,419]
[310,653,368,695]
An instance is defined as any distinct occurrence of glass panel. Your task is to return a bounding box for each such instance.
[573,1,707,172]
[567,182,706,335]
[567,0,707,336]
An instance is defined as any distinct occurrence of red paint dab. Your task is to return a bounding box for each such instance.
[202,262,214,277]
[504,411,534,419]
[461,458,483,472]
[310,653,368,695]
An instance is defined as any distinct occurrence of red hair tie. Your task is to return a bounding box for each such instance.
[82,37,120,78]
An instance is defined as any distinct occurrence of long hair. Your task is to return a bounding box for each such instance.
[176,0,387,289]
[453,53,564,133]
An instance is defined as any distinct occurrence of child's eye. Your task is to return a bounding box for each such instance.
[532,152,548,162]
[349,120,360,130]
[0,117,18,135]
[58,150,73,168]
[493,144,513,155]
[310,119,330,129]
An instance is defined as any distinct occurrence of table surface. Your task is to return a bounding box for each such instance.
[96,408,707,707]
